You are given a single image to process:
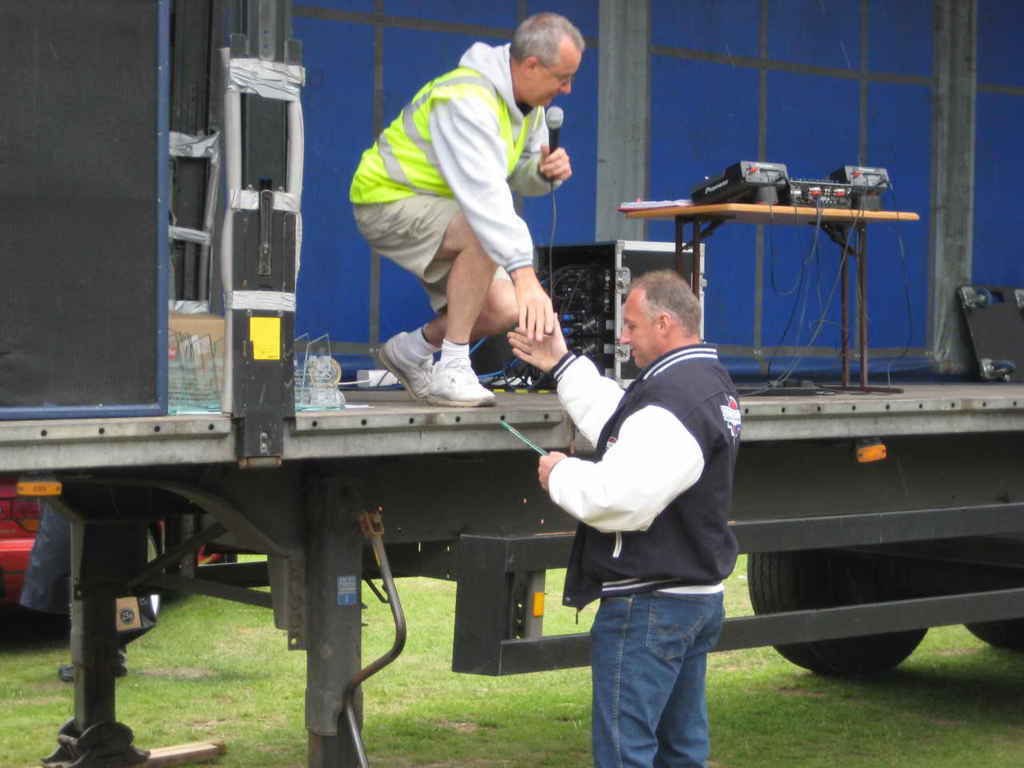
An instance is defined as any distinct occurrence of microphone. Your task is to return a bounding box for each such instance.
[546,106,564,153]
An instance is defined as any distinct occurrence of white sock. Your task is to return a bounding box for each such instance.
[394,327,439,365]
[440,339,470,365]
[407,326,440,358]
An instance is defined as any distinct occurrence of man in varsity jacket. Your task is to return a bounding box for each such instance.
[508,269,741,768]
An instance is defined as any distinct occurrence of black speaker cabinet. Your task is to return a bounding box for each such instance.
[0,1,169,418]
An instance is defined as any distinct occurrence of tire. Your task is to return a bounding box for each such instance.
[748,550,927,676]
[965,618,1024,650]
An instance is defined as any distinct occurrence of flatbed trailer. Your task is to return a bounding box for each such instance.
[5,384,1024,766]
[6,2,1024,766]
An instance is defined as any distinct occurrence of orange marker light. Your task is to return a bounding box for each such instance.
[532,592,546,618]
[17,480,62,496]
[855,440,887,463]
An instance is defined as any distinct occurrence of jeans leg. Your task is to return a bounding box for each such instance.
[591,593,722,768]
[591,596,632,768]
[654,593,725,768]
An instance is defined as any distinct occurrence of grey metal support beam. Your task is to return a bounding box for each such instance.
[596,0,649,241]
[305,476,364,768]
[929,0,977,374]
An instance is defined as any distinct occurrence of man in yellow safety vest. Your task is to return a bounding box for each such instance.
[350,12,583,407]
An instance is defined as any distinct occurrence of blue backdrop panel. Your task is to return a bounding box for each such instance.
[649,55,760,348]
[650,0,759,58]
[296,0,376,13]
[978,0,1024,87]
[767,0,861,71]
[766,71,860,178]
[868,0,932,77]
[526,0,599,38]
[759,225,845,354]
[383,0,517,29]
[294,15,375,345]
[763,71,858,352]
[865,81,931,351]
[975,90,1024,286]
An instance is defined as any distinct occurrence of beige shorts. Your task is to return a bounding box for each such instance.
[353,196,508,312]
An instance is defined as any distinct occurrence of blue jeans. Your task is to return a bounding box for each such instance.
[590,591,725,768]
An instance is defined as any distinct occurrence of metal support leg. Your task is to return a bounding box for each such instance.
[44,517,148,768]
[305,477,363,768]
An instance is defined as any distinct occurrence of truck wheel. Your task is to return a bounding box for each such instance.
[965,619,1024,650]
[748,550,926,676]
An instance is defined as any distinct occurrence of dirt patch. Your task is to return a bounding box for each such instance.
[434,720,494,734]
[16,695,66,707]
[924,717,966,727]
[139,667,216,680]
[776,686,827,697]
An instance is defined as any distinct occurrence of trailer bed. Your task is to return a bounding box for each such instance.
[2,383,1023,473]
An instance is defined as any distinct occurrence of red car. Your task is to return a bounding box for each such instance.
[0,478,43,606]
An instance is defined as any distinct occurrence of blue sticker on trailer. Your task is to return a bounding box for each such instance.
[337,575,359,606]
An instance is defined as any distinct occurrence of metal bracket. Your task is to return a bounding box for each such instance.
[980,358,1016,382]
[615,267,632,294]
[958,285,990,311]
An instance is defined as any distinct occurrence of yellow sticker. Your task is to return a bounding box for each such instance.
[249,317,281,360]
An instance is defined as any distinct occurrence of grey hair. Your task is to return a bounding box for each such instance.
[511,13,585,67]
[629,270,702,336]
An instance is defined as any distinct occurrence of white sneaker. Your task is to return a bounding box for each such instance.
[427,357,496,407]
[377,333,433,401]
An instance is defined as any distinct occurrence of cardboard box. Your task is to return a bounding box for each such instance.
[169,312,226,345]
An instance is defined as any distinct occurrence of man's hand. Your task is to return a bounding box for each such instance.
[539,146,572,183]
[510,267,555,342]
[539,451,567,491]
[507,320,568,373]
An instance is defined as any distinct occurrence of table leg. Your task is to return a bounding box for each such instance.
[680,217,702,298]
[840,230,850,387]
[857,221,868,390]
[674,216,684,279]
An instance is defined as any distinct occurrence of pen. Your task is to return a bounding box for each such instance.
[500,420,549,456]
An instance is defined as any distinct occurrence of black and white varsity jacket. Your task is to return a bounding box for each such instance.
[548,344,741,610]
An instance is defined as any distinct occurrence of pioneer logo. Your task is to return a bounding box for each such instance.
[703,179,729,194]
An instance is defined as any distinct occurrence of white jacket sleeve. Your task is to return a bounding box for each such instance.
[429,100,535,272]
[554,355,625,446]
[507,112,563,197]
[547,405,705,533]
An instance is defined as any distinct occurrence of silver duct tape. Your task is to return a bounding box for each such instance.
[170,226,211,245]
[229,291,297,312]
[170,131,220,158]
[227,57,305,102]
[229,190,301,212]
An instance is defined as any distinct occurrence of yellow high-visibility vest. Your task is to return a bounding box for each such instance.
[350,66,540,203]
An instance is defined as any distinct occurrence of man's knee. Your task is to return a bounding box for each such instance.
[439,211,483,260]
[487,278,518,327]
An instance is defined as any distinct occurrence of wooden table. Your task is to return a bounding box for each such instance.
[623,203,920,390]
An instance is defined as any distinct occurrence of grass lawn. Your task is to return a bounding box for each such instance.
[2,556,1024,767]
